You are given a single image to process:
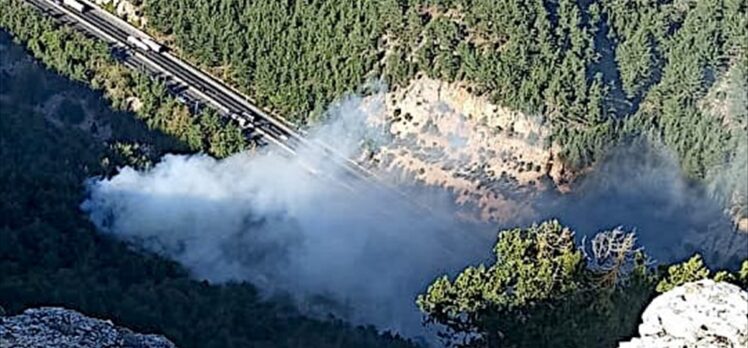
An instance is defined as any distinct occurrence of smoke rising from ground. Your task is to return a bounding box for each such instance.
[83,93,494,338]
[82,90,747,340]
[539,143,748,267]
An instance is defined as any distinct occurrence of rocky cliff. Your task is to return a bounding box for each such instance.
[619,280,748,348]
[0,307,176,348]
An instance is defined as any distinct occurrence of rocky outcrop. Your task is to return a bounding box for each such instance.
[0,307,176,348]
[619,280,748,348]
[89,0,146,26]
[366,76,560,222]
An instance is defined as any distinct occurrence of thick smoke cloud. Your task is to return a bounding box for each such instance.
[82,89,748,341]
[82,93,495,339]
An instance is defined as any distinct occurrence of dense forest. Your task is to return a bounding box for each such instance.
[140,0,746,176]
[0,31,417,348]
[1,0,247,158]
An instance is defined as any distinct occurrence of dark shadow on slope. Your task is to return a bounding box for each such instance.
[591,16,633,118]
[0,31,419,348]
[537,142,748,269]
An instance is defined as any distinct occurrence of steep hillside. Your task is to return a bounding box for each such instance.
[0,32,416,348]
[114,0,747,226]
[2,0,747,345]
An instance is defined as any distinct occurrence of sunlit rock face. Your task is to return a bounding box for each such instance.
[89,0,147,26]
[365,76,560,222]
[619,280,748,348]
[0,307,176,348]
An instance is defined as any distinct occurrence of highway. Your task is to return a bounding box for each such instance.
[27,0,373,178]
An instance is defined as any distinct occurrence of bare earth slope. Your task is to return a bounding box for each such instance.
[365,76,563,222]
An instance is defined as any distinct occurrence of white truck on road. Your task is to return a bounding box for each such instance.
[126,35,166,53]
[126,35,150,51]
[62,0,87,12]
[142,38,164,52]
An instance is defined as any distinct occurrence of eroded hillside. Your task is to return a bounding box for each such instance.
[364,77,560,222]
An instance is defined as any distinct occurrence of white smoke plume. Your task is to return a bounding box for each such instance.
[82,91,495,339]
[81,87,748,342]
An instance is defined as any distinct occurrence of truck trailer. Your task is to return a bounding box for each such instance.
[126,35,150,51]
[62,0,87,12]
[142,38,164,53]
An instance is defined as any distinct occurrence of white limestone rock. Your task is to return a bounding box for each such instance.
[619,279,748,348]
[89,0,145,25]
[0,307,176,348]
